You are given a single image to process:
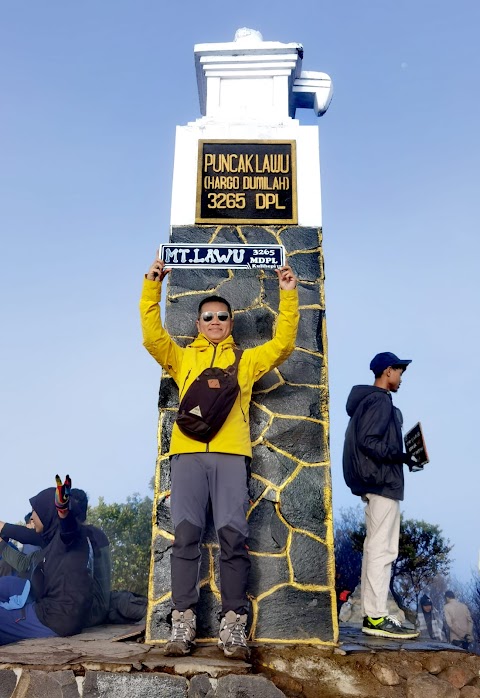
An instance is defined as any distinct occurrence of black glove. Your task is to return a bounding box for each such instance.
[403,454,423,472]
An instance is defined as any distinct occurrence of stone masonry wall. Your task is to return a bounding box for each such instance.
[3,647,480,698]
[146,224,337,645]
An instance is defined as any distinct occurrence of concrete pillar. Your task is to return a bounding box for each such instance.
[146,28,337,646]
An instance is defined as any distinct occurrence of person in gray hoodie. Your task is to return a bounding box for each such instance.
[343,352,419,640]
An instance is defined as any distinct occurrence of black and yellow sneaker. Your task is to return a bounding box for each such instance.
[362,615,419,639]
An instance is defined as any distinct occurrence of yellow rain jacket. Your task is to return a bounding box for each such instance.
[140,278,299,457]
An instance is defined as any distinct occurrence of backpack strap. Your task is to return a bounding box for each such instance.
[233,347,243,367]
[226,347,243,376]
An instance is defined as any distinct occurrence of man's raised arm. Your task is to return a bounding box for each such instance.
[246,263,299,378]
[139,255,184,384]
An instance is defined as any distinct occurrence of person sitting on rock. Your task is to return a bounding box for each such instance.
[0,476,93,645]
[0,489,111,627]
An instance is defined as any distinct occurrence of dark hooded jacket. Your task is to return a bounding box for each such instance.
[28,487,93,636]
[1,491,110,627]
[342,385,405,501]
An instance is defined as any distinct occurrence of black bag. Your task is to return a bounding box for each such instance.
[176,348,243,442]
[107,590,147,623]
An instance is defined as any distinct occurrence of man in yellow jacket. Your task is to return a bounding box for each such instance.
[140,256,299,660]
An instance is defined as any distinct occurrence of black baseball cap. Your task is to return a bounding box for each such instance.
[370,352,412,375]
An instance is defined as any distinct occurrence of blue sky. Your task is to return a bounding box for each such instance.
[1,1,478,582]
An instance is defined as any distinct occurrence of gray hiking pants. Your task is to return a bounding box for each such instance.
[170,452,251,615]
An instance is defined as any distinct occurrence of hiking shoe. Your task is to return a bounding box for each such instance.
[164,609,196,656]
[218,611,250,660]
[362,615,419,639]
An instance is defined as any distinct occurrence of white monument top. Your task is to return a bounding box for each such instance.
[170,30,332,227]
[194,29,333,122]
[233,28,264,44]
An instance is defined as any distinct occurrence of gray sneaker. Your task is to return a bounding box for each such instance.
[218,611,250,660]
[362,614,419,639]
[164,609,196,656]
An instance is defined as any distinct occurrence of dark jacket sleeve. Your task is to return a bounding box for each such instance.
[57,512,81,547]
[1,544,43,574]
[1,523,44,547]
[357,394,404,464]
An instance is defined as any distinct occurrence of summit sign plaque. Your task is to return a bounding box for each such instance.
[196,140,297,224]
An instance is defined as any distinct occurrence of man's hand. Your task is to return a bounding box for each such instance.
[276,263,297,290]
[55,474,72,518]
[146,256,172,282]
[404,454,423,472]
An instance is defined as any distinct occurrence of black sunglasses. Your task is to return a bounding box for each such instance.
[200,311,231,323]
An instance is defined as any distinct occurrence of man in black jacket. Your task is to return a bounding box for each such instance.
[343,352,419,639]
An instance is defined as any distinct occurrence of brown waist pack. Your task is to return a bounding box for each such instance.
[176,348,243,443]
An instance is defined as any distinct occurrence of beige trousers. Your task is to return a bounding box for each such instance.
[361,493,400,618]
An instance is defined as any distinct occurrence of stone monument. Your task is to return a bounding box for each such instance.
[146,29,337,646]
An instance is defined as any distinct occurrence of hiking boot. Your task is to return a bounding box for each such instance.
[362,615,419,639]
[218,611,250,660]
[164,609,196,656]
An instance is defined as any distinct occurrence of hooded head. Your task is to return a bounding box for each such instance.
[29,487,59,544]
[28,486,89,542]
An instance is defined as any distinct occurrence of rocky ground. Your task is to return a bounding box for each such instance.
[253,643,480,697]
[0,623,479,697]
